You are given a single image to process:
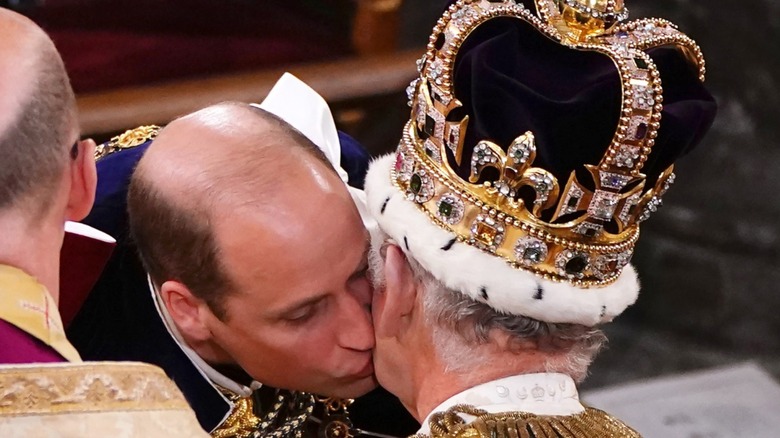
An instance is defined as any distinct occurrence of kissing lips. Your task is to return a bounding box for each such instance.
[351,356,374,380]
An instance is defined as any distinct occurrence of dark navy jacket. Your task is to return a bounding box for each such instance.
[66,131,418,435]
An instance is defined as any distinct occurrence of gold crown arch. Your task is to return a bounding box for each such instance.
[394,0,706,287]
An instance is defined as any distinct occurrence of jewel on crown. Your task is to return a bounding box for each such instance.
[392,0,706,286]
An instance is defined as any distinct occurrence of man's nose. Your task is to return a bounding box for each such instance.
[338,296,375,351]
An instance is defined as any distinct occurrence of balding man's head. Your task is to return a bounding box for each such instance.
[130,102,375,397]
[128,102,338,317]
[135,102,332,210]
[0,8,77,215]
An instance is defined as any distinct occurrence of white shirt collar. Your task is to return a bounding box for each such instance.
[147,275,261,398]
[418,373,584,434]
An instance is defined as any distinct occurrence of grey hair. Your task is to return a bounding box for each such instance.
[369,236,606,382]
[0,38,75,216]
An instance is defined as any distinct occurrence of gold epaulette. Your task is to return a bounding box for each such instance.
[210,387,316,438]
[95,125,160,161]
[412,404,641,438]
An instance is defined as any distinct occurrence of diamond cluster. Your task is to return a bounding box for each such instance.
[387,0,705,287]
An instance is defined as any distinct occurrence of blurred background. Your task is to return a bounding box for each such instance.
[4,0,777,387]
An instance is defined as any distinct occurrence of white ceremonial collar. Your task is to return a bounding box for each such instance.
[143,74,354,398]
[417,373,585,435]
[252,72,376,232]
[147,275,262,399]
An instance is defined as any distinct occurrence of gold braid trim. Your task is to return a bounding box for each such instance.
[211,393,260,438]
[210,387,316,438]
[95,125,160,160]
[412,404,641,438]
[0,362,191,416]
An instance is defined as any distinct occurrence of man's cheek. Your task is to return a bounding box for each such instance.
[371,293,385,324]
[354,279,373,309]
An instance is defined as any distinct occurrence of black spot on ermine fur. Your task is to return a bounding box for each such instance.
[441,238,457,251]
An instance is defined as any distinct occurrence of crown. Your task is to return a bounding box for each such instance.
[531,384,546,401]
[393,0,706,287]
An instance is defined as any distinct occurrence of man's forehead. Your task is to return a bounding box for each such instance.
[179,104,262,130]
[141,112,347,228]
[168,103,285,140]
[210,159,365,273]
[157,110,247,146]
[221,210,369,314]
[150,105,297,162]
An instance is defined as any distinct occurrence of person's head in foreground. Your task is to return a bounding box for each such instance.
[365,0,716,435]
[0,8,96,300]
[127,102,375,399]
[0,14,210,438]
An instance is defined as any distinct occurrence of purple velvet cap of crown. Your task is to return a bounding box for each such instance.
[444,6,717,189]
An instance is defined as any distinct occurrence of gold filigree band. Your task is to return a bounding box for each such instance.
[0,362,190,416]
[95,125,160,160]
[411,404,640,438]
[396,123,638,286]
[397,0,704,286]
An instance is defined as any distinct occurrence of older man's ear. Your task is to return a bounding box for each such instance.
[374,244,417,340]
[65,138,97,221]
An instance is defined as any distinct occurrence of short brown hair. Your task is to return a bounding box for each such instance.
[128,103,334,319]
[0,42,75,214]
[129,173,231,317]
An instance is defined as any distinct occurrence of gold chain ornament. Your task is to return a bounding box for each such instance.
[212,387,316,438]
[317,397,357,438]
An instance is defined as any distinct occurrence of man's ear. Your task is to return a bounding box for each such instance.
[375,244,417,339]
[160,280,213,342]
[65,138,97,221]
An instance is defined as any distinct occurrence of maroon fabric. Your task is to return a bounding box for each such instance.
[0,319,66,364]
[27,0,355,93]
[59,229,116,328]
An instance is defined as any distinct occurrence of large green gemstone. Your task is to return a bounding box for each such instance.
[410,174,422,194]
[634,57,649,69]
[438,200,453,218]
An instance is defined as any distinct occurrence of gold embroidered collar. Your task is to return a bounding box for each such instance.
[0,264,81,362]
[413,404,641,438]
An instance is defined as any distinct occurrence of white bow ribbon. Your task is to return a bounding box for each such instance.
[252,73,375,230]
